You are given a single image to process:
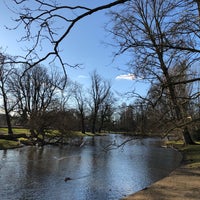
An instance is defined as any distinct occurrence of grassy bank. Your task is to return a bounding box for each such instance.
[0,127,96,150]
[166,140,200,168]
[0,139,21,150]
[0,127,29,135]
[0,128,28,150]
[180,143,200,168]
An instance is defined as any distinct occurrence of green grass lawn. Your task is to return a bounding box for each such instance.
[0,127,29,135]
[0,139,21,150]
[0,128,95,150]
[180,143,200,168]
[0,127,96,138]
[160,139,200,168]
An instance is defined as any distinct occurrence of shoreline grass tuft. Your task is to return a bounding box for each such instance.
[0,139,21,150]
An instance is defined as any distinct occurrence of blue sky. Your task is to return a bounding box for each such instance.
[0,0,149,101]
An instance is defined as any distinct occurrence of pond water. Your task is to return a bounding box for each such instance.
[0,134,182,200]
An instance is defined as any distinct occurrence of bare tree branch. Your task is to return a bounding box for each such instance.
[7,0,130,71]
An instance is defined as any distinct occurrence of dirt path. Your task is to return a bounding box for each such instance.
[123,164,200,200]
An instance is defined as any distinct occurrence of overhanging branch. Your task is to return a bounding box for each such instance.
[10,0,130,69]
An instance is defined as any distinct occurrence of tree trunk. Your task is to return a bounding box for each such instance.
[183,126,196,145]
[160,65,195,145]
[30,129,37,138]
[91,112,97,134]
[5,112,13,136]
[91,120,96,134]
[98,116,104,133]
[2,89,13,135]
[81,114,85,134]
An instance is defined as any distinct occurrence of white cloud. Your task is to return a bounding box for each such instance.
[77,75,88,79]
[115,73,136,80]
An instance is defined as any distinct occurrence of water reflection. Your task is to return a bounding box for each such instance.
[0,134,181,200]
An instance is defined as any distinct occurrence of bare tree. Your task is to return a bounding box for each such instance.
[0,52,15,135]
[9,64,64,142]
[72,82,88,134]
[108,0,200,144]
[6,0,129,71]
[98,92,116,133]
[89,71,111,134]
[55,80,73,111]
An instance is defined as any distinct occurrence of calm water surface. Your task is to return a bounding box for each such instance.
[0,134,182,200]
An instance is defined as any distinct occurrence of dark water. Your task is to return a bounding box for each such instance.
[0,134,181,200]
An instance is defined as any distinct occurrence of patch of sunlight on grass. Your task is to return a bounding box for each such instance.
[18,137,29,142]
[187,162,200,168]
[85,132,95,136]
[165,140,184,148]
[181,144,200,152]
[0,139,20,150]
[0,128,29,135]
[0,128,8,134]
[181,145,200,166]
[13,128,29,134]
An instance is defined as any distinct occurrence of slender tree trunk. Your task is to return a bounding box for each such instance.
[98,118,104,133]
[80,113,85,134]
[2,88,13,135]
[5,110,13,136]
[98,112,107,133]
[91,112,97,134]
[30,129,37,138]
[91,118,96,134]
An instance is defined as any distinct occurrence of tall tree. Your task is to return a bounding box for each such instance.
[9,64,64,141]
[108,0,200,144]
[0,53,14,135]
[116,103,137,133]
[72,82,88,134]
[98,92,116,133]
[89,71,111,134]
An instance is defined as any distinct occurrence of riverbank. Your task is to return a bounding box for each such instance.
[123,144,200,200]
[0,128,95,150]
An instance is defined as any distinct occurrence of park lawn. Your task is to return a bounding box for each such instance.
[45,130,95,138]
[0,139,21,150]
[180,143,200,168]
[166,140,200,167]
[45,130,84,138]
[0,130,94,150]
[0,128,30,135]
[0,127,95,138]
